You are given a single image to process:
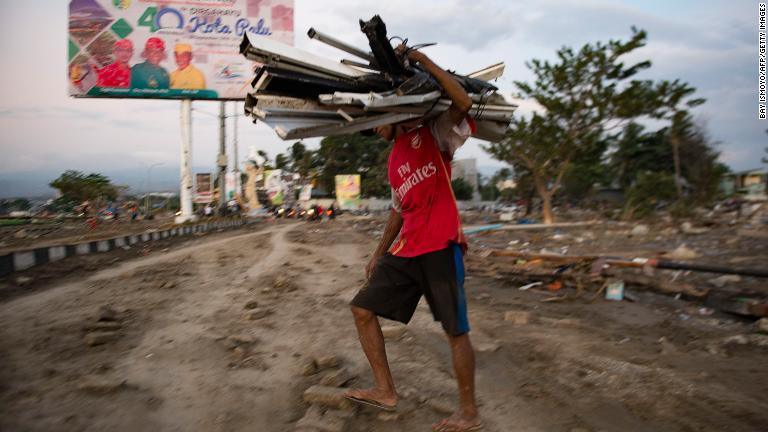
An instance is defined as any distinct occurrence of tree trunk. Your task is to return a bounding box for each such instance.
[671,135,683,199]
[540,191,554,225]
[533,176,554,224]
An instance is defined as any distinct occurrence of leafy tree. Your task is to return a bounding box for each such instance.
[256,150,272,170]
[611,122,672,189]
[561,136,611,201]
[478,174,500,201]
[290,141,306,167]
[274,153,290,170]
[484,28,703,223]
[612,117,726,207]
[49,170,117,203]
[363,145,393,198]
[315,133,391,198]
[623,171,676,218]
[451,178,474,200]
[674,116,728,204]
[479,167,516,201]
[0,198,31,213]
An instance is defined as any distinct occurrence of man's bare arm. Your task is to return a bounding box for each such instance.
[405,49,472,125]
[366,209,403,279]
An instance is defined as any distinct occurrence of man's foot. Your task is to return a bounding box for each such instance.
[432,412,483,432]
[344,387,398,411]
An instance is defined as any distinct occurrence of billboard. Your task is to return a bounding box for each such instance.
[264,169,284,205]
[335,175,361,210]
[225,172,238,200]
[68,0,294,100]
[193,173,213,203]
[298,184,312,202]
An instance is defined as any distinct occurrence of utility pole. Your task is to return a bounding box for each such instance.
[145,162,163,217]
[232,101,240,198]
[218,101,227,210]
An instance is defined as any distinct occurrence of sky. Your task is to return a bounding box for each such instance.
[0,0,765,197]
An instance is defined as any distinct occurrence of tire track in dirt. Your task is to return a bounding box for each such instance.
[112,223,298,432]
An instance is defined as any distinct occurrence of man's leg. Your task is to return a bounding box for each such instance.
[433,332,481,431]
[345,305,398,408]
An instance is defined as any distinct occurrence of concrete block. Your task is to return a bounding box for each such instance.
[12,251,35,271]
[303,385,352,409]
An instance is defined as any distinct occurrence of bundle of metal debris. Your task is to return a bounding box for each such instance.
[240,15,516,141]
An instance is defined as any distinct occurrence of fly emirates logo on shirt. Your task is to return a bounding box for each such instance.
[394,161,438,202]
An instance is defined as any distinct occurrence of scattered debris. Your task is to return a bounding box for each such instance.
[605,280,624,301]
[663,244,699,260]
[681,222,709,235]
[240,15,516,141]
[756,318,768,334]
[519,282,543,291]
[709,275,742,288]
[630,224,649,236]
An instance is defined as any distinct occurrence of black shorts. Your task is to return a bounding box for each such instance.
[350,244,470,336]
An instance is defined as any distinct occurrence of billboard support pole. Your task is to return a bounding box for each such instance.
[232,102,241,198]
[218,102,228,210]
[175,99,197,224]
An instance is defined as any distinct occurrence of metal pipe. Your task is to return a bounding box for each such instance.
[340,59,380,71]
[655,260,768,278]
[307,28,377,64]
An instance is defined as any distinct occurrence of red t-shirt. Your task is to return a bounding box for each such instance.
[97,62,131,88]
[388,112,476,257]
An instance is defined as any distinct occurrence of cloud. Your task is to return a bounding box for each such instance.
[1,0,766,198]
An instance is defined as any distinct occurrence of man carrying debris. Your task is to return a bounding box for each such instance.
[346,46,482,432]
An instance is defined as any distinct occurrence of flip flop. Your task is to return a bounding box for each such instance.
[344,394,397,412]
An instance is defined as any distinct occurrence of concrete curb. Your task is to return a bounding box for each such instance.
[0,218,251,277]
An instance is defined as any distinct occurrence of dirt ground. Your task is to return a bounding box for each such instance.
[1,217,767,431]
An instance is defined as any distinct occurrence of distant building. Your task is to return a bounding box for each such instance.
[721,168,767,200]
[451,158,480,201]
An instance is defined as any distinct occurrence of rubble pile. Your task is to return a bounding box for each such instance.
[466,220,768,319]
[240,15,516,140]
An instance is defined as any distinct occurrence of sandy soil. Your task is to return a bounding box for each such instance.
[1,218,767,431]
